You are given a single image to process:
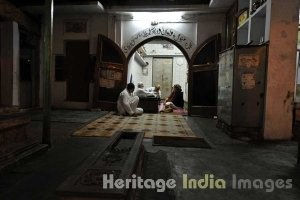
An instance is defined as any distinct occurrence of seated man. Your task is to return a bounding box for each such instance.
[163,84,184,112]
[117,83,143,116]
[135,82,154,98]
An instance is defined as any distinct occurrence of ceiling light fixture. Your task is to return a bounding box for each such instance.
[96,1,105,11]
[132,12,183,22]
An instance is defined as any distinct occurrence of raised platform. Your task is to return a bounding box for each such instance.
[0,141,48,171]
[57,131,145,200]
[0,114,31,145]
[0,112,48,171]
[138,97,160,113]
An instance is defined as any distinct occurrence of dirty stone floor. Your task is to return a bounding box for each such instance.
[0,110,299,200]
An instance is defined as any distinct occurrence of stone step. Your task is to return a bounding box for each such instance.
[57,131,145,200]
[0,142,48,172]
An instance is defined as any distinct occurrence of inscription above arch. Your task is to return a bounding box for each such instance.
[122,26,196,59]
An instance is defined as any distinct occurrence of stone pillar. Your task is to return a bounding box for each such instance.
[42,0,53,146]
[263,0,299,139]
[0,21,20,107]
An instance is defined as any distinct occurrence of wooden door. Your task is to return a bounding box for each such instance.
[65,40,90,102]
[152,58,173,99]
[93,35,127,110]
[189,34,221,117]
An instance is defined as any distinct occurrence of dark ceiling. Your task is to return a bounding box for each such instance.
[8,0,210,8]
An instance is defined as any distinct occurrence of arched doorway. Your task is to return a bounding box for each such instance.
[93,35,127,110]
[189,34,221,117]
[126,38,190,109]
[93,27,195,112]
[93,32,221,117]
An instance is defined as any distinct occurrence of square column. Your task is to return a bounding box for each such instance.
[0,21,20,107]
[263,0,299,139]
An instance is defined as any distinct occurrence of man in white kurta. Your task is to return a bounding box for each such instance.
[117,83,143,116]
[135,82,148,98]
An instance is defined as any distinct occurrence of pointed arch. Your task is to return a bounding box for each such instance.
[188,34,221,117]
[125,36,191,64]
[93,34,128,110]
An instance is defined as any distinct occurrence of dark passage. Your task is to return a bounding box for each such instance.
[65,40,90,102]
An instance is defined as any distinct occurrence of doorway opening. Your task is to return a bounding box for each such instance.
[64,40,90,102]
[127,39,189,111]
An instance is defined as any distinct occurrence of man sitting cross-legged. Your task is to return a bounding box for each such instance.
[117,83,143,116]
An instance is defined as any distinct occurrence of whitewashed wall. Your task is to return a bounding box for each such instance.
[120,21,198,47]
[143,43,183,55]
[197,14,225,46]
[127,55,153,89]
[53,14,108,54]
[172,57,188,102]
[120,14,225,54]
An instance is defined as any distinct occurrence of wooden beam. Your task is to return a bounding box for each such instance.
[42,0,53,146]
[0,0,39,34]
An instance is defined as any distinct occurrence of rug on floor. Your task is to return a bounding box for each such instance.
[158,102,188,115]
[72,112,196,138]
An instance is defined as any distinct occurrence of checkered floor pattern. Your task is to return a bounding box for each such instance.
[73,112,196,138]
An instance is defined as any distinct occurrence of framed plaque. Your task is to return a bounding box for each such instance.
[64,20,88,33]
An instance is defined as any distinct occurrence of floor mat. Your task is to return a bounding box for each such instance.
[72,112,196,138]
[158,103,187,115]
[153,136,211,148]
